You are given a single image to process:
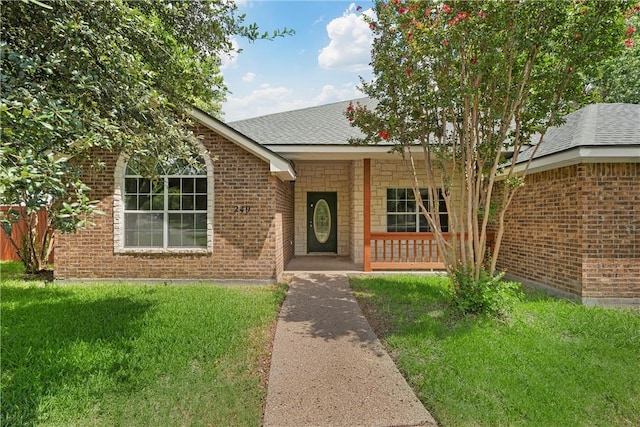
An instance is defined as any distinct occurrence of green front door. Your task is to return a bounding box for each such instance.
[307,192,337,253]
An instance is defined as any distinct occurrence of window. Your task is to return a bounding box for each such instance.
[386,188,448,232]
[123,156,208,248]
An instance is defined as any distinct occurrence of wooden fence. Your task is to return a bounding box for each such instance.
[0,206,54,263]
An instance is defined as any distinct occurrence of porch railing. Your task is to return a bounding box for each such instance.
[367,232,494,271]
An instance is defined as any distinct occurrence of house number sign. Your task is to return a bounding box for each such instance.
[234,205,251,214]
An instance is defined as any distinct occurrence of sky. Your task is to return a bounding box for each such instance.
[220,0,376,122]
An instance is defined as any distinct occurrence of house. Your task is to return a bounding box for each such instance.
[55,100,639,305]
[497,103,640,306]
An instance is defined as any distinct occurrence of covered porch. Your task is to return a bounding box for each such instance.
[291,158,457,273]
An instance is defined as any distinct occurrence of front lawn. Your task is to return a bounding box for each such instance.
[1,261,286,426]
[350,274,640,426]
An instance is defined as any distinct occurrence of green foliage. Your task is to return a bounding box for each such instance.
[347,0,634,294]
[1,267,287,426]
[589,10,640,103]
[351,275,640,426]
[450,268,523,317]
[0,0,292,272]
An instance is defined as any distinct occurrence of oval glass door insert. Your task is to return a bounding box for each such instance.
[313,199,331,243]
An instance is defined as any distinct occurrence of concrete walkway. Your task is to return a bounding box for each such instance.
[263,273,438,427]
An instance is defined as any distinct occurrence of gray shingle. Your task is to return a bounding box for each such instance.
[518,103,640,162]
[228,98,377,146]
[229,100,639,161]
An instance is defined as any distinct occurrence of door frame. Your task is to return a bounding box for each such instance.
[306,191,338,253]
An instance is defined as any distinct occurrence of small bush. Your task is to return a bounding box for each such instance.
[450,268,523,317]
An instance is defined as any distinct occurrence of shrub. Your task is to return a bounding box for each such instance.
[450,268,523,317]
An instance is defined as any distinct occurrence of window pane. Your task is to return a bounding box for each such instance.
[387,188,395,200]
[182,195,194,210]
[168,195,180,210]
[195,178,207,193]
[151,194,164,211]
[195,213,207,229]
[138,195,151,210]
[182,178,194,193]
[125,195,137,211]
[195,195,207,210]
[387,215,397,232]
[168,213,206,247]
[125,213,163,247]
[387,200,397,213]
[440,214,449,232]
[139,179,151,194]
[124,178,137,194]
[419,215,430,232]
[168,178,180,192]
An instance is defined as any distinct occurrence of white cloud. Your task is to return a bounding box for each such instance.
[223,84,294,121]
[313,84,363,105]
[242,72,257,83]
[317,5,374,72]
[222,82,366,122]
[220,37,240,70]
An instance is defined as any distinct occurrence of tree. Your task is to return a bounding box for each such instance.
[589,8,640,103]
[0,0,291,274]
[346,0,634,312]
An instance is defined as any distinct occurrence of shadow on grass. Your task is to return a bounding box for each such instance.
[350,275,640,426]
[349,274,480,339]
[1,287,154,426]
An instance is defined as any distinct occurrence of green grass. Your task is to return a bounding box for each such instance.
[350,274,640,427]
[1,261,286,426]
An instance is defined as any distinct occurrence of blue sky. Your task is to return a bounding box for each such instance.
[221,1,375,121]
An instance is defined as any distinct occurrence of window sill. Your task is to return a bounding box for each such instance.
[115,247,212,256]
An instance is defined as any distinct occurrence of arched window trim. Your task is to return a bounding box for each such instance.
[114,142,214,255]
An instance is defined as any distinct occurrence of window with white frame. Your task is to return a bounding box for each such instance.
[386,188,448,232]
[123,156,208,248]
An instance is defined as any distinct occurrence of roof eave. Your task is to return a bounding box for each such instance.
[510,145,640,175]
[188,108,297,181]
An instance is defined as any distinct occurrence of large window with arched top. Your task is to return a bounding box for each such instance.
[123,155,208,248]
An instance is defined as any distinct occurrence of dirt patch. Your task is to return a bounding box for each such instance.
[24,269,54,282]
[354,296,395,339]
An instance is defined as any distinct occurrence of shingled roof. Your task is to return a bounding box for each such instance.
[227,100,639,166]
[228,98,377,146]
[518,103,640,164]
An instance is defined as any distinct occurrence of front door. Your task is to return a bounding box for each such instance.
[307,192,337,253]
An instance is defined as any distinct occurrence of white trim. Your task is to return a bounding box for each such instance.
[188,108,296,181]
[113,140,215,255]
[508,146,640,176]
[266,145,397,160]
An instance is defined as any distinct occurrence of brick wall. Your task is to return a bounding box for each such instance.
[274,178,295,279]
[496,163,640,299]
[580,163,640,298]
[55,125,288,281]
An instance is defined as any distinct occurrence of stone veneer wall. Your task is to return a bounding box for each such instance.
[55,125,289,282]
[497,163,639,300]
[350,160,364,265]
[293,161,351,256]
[369,159,462,232]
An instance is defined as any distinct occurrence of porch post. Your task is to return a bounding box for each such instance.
[363,158,371,271]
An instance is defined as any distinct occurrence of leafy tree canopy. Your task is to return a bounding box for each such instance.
[347,0,635,311]
[0,0,291,273]
[590,9,640,103]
